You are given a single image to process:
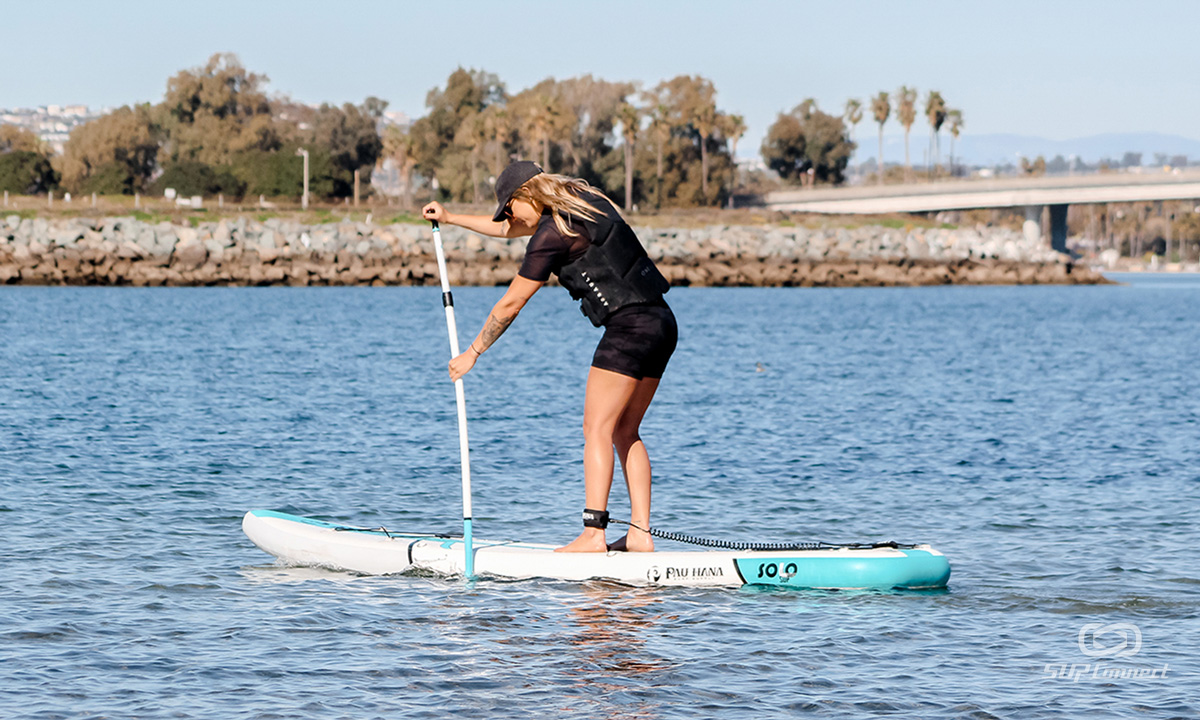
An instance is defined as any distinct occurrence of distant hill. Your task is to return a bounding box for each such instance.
[850,132,1200,168]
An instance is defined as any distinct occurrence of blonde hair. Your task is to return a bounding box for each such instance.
[510,173,620,237]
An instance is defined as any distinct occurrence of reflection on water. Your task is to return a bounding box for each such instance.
[568,584,675,673]
[563,585,674,720]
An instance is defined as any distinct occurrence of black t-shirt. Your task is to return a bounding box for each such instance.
[516,191,619,282]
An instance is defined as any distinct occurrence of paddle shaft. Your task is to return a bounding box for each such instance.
[430,221,474,578]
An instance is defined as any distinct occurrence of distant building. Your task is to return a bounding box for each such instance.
[382,110,410,128]
[0,104,103,154]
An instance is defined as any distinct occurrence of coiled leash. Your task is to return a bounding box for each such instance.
[584,508,917,552]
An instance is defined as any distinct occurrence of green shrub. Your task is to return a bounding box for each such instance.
[232,145,335,199]
[79,162,137,195]
[0,150,58,194]
[152,161,246,197]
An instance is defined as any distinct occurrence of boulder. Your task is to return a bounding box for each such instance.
[115,242,145,260]
[173,242,208,270]
[154,229,177,255]
[213,220,232,247]
[52,226,84,247]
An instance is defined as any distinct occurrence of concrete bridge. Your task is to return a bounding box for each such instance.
[765,173,1200,252]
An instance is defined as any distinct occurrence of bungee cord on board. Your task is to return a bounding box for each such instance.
[609,518,920,552]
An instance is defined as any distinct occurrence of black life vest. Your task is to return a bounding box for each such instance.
[556,197,670,327]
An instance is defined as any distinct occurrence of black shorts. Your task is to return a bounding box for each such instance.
[591,304,678,380]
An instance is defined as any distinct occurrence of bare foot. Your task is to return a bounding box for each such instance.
[607,528,654,552]
[555,528,608,553]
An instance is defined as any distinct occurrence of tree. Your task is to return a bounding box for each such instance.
[0,126,56,193]
[720,113,746,207]
[843,99,863,179]
[641,95,673,208]
[924,90,946,177]
[530,94,565,170]
[151,160,245,197]
[551,75,635,183]
[1046,154,1070,174]
[308,100,384,197]
[0,151,58,194]
[509,83,574,171]
[362,96,390,120]
[871,92,890,185]
[232,143,335,198]
[453,110,489,204]
[762,101,854,185]
[481,104,513,178]
[60,104,160,194]
[946,109,963,176]
[650,75,727,205]
[616,102,640,211]
[382,124,418,208]
[161,52,280,165]
[0,125,42,153]
[691,98,718,201]
[896,86,918,181]
[409,67,506,199]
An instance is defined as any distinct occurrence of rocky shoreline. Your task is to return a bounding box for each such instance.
[0,215,1110,287]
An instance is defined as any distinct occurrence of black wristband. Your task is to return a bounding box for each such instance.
[582,508,609,529]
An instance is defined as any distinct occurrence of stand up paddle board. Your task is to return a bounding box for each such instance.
[241,222,952,591]
[242,510,951,589]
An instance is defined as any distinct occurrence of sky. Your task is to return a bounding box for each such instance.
[3,0,1198,157]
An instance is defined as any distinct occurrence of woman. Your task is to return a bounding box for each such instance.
[421,161,676,553]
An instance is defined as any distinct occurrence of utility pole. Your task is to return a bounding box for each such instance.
[295,148,310,210]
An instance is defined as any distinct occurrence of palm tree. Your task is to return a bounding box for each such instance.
[692,100,718,203]
[616,101,640,212]
[533,100,553,170]
[871,92,890,186]
[924,91,946,179]
[645,101,672,209]
[896,86,918,182]
[721,113,747,208]
[524,94,564,171]
[455,112,489,204]
[843,99,863,180]
[946,109,964,177]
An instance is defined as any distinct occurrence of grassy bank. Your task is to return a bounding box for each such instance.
[0,192,981,233]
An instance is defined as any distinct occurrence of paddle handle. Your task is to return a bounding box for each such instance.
[431,221,474,579]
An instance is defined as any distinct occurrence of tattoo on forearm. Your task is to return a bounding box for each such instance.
[478,312,516,351]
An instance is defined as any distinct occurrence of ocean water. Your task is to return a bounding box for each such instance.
[1,274,1197,719]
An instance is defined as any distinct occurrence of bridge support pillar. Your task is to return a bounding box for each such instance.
[1023,205,1044,246]
[1049,204,1069,254]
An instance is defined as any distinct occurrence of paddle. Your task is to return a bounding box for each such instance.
[430,220,474,579]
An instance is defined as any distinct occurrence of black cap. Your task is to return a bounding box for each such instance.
[491,161,543,221]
